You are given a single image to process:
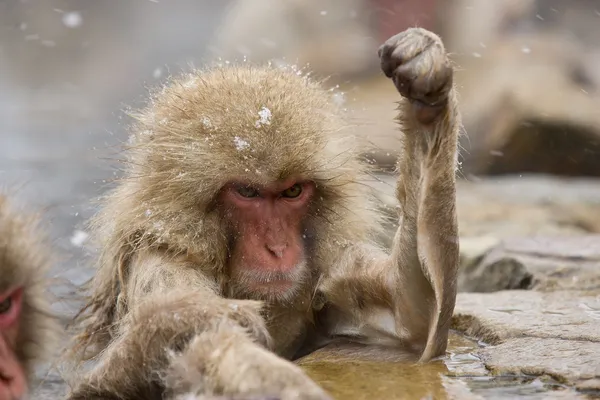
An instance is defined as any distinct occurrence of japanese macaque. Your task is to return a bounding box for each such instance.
[0,195,59,400]
[67,27,460,400]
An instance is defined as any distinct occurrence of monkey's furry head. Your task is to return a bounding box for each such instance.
[0,195,59,378]
[80,64,385,352]
[98,64,383,258]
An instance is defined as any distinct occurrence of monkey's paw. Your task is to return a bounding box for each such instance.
[378,27,453,123]
[169,341,332,400]
[224,350,332,400]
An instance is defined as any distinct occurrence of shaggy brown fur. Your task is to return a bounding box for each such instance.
[0,194,60,391]
[67,27,461,400]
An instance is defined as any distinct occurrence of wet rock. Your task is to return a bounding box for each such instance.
[481,338,600,388]
[296,331,588,399]
[576,378,600,392]
[453,290,600,344]
[459,256,533,293]
[459,235,600,292]
[452,290,600,391]
[459,236,501,271]
[464,377,589,399]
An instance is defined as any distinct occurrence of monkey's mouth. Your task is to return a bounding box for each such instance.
[231,261,309,301]
[248,279,295,292]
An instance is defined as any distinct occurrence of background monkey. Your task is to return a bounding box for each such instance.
[68,27,460,399]
[0,194,59,400]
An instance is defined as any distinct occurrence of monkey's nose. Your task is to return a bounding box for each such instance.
[266,244,287,258]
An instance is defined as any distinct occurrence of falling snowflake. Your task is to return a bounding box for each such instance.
[70,230,89,247]
[332,91,346,107]
[62,11,82,28]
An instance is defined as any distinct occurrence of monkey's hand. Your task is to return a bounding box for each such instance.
[167,329,332,400]
[378,27,453,125]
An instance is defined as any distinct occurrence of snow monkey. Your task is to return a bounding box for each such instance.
[67,27,460,400]
[0,195,59,400]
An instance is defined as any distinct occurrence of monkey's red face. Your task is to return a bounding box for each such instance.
[0,287,27,400]
[221,179,315,301]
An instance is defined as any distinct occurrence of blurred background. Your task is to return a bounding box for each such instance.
[2,0,600,397]
[2,0,600,305]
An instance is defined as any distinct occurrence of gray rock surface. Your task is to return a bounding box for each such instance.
[453,291,600,344]
[453,290,600,391]
[481,338,600,386]
[459,235,600,292]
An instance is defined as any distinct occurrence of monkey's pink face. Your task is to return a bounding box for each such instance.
[220,179,315,301]
[0,287,27,400]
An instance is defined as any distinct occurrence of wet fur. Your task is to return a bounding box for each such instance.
[72,64,383,357]
[67,28,460,400]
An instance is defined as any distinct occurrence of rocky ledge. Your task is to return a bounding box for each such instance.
[440,177,600,397]
[451,235,600,397]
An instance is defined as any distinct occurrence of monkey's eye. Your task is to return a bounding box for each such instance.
[236,186,260,198]
[282,184,303,198]
[0,288,21,328]
[0,297,11,314]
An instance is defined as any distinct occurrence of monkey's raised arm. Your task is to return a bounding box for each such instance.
[388,28,460,362]
[319,28,460,362]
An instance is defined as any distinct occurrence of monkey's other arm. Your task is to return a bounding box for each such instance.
[319,27,460,362]
[67,252,330,400]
